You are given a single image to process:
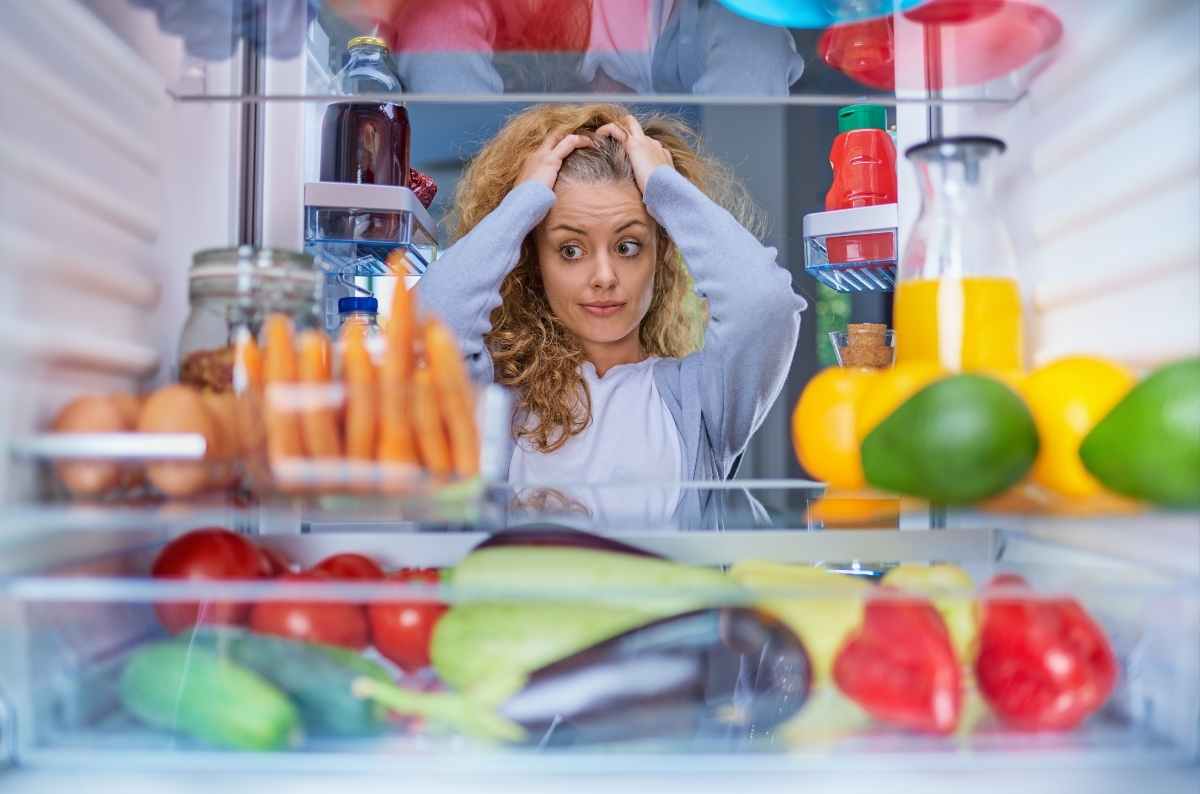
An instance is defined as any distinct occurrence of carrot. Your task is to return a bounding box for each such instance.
[232,326,267,462]
[412,366,453,478]
[263,314,305,465]
[378,350,419,466]
[233,325,263,393]
[377,278,418,466]
[424,319,479,477]
[316,330,333,380]
[297,329,342,459]
[342,323,378,462]
[385,260,416,379]
[264,314,298,382]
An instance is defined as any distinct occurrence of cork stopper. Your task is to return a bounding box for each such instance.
[838,323,893,369]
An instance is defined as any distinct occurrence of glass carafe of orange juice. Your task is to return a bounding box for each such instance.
[895,136,1023,372]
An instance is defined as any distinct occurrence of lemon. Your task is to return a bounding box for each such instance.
[792,367,878,489]
[1020,356,1136,498]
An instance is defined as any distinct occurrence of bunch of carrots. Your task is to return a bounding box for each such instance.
[231,266,478,490]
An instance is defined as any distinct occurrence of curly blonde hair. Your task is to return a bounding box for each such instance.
[451,103,759,453]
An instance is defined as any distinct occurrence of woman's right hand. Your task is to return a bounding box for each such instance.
[516,132,593,191]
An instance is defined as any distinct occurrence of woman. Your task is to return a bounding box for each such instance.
[418,103,806,489]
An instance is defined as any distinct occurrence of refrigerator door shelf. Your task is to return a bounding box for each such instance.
[803,204,898,292]
[303,182,440,279]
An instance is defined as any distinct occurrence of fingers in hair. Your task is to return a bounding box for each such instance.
[550,133,593,160]
[623,115,645,138]
[595,122,629,143]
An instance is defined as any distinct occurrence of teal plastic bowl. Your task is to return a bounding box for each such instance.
[717,0,925,28]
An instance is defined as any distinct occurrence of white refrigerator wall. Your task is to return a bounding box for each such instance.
[0,0,240,503]
[896,0,1200,371]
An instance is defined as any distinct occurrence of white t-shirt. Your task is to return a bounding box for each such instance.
[508,357,684,526]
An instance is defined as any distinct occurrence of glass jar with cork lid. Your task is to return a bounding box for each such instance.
[830,323,895,369]
[178,246,320,393]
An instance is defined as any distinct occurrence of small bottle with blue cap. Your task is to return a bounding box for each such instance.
[338,295,381,333]
[338,295,385,357]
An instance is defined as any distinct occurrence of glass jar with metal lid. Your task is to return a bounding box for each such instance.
[178,246,319,393]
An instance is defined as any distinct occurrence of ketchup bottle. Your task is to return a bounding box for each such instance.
[825,104,897,265]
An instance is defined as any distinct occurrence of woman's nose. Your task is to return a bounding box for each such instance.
[590,252,618,290]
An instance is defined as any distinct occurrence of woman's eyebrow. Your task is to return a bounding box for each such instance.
[615,219,649,232]
[548,223,588,235]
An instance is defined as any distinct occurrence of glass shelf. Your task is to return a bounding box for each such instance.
[149,0,1066,106]
[4,473,1198,549]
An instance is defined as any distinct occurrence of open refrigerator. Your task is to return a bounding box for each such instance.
[1,1,1198,792]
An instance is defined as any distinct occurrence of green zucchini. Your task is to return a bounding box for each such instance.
[188,627,517,742]
[187,628,391,737]
[120,642,301,751]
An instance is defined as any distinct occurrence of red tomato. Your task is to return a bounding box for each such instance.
[249,571,370,650]
[258,544,295,576]
[833,590,962,734]
[151,527,272,633]
[368,569,446,672]
[976,574,1117,731]
[312,553,385,580]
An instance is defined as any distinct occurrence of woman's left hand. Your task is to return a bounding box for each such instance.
[596,115,674,194]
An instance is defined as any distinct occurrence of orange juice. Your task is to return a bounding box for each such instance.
[894,276,1022,371]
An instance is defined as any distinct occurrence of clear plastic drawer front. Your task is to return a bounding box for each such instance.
[0,504,1196,773]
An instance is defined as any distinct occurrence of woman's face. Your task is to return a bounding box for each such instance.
[534,178,658,352]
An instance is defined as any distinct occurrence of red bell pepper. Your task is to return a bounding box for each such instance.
[833,589,962,734]
[975,574,1117,731]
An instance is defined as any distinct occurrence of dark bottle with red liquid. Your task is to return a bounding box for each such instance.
[320,36,411,238]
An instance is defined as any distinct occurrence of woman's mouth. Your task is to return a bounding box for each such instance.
[580,302,625,318]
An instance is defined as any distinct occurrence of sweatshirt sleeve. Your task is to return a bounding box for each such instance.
[642,166,807,467]
[416,181,556,382]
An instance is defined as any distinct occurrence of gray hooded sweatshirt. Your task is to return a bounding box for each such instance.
[417,165,807,484]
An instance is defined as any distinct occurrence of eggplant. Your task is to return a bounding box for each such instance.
[498,607,811,746]
[355,608,811,746]
[475,525,661,558]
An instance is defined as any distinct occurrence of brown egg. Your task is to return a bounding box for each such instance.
[109,391,146,490]
[52,395,130,496]
[110,391,142,426]
[201,391,239,489]
[137,385,217,498]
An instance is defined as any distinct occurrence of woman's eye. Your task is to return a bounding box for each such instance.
[560,244,584,260]
[616,240,642,257]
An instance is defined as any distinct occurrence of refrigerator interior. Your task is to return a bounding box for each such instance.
[1,0,1198,788]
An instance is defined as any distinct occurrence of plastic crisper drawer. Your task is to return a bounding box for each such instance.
[0,504,1196,776]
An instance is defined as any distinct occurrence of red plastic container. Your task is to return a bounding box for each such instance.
[825,105,897,265]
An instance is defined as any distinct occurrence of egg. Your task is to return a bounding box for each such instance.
[201,391,239,489]
[52,395,131,496]
[110,391,142,426]
[110,391,146,490]
[137,385,217,498]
